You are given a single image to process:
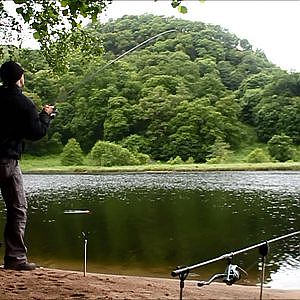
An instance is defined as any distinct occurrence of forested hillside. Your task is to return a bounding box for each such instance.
[5,15,300,163]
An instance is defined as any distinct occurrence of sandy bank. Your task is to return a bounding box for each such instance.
[0,267,299,299]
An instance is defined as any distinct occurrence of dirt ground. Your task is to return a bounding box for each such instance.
[0,267,300,300]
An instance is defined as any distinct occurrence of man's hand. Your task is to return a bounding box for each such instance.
[43,105,55,115]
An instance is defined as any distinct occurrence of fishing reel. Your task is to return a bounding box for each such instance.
[50,107,58,119]
[42,104,58,119]
[223,263,242,285]
[197,258,247,287]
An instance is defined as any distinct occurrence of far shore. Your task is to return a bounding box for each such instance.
[20,161,300,174]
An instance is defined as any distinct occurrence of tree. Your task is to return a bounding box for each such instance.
[196,57,219,77]
[267,134,295,162]
[89,140,138,166]
[61,138,84,165]
[120,134,149,154]
[239,89,263,125]
[0,0,186,71]
[254,94,300,143]
[206,137,232,164]
[2,13,290,164]
[264,72,300,97]
[47,132,63,154]
[246,148,270,163]
[167,156,184,164]
[0,0,109,71]
[168,99,225,162]
[104,97,130,141]
[25,69,59,103]
[70,84,117,152]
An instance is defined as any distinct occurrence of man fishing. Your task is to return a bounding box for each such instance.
[0,60,54,270]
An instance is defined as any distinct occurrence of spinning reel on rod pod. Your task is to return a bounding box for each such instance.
[171,231,299,300]
[197,255,247,287]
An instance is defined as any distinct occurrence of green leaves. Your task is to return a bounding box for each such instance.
[61,138,84,166]
[171,0,187,14]
[89,141,138,166]
[171,0,181,8]
[60,0,68,7]
[8,14,299,163]
[13,0,27,4]
[178,5,187,14]
[4,0,196,71]
[267,134,295,162]
[33,31,40,40]
[15,7,23,14]
[0,0,111,70]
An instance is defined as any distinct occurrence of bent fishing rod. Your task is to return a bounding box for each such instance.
[171,230,300,300]
[65,29,177,97]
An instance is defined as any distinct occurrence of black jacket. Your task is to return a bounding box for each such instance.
[0,84,51,159]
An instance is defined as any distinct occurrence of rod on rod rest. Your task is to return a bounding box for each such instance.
[171,231,300,277]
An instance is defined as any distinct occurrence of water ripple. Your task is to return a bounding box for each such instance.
[24,171,300,195]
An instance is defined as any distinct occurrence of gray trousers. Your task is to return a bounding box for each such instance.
[0,159,27,265]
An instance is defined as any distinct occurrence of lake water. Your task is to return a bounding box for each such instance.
[0,171,299,289]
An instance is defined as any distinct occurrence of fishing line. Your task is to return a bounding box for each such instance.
[64,29,177,97]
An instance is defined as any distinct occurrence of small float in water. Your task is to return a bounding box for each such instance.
[63,210,90,214]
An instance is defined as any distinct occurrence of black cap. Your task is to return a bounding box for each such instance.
[0,61,24,84]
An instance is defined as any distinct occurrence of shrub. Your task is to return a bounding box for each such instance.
[25,135,49,156]
[267,134,295,162]
[61,138,84,166]
[167,156,184,164]
[89,141,139,166]
[246,148,270,163]
[134,152,151,165]
[206,137,232,164]
[25,132,63,156]
[206,157,223,164]
[186,157,195,164]
[120,134,149,153]
[47,132,63,154]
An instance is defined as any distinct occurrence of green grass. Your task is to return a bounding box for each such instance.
[20,122,300,174]
[19,142,300,174]
[294,145,300,161]
[20,157,300,174]
[21,154,61,169]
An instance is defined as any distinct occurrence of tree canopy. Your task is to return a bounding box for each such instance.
[1,13,299,163]
[0,0,186,71]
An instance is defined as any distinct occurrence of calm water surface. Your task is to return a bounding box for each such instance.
[0,171,299,289]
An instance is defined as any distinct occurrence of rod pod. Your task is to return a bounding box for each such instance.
[258,241,269,300]
[171,231,300,300]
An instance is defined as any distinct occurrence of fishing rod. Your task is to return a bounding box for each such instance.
[65,29,177,97]
[99,29,176,72]
[171,231,300,300]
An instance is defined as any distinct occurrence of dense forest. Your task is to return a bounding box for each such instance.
[2,15,300,164]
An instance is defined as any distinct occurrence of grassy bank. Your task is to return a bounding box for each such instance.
[20,155,300,174]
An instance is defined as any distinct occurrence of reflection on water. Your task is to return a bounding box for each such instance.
[0,171,299,289]
[269,255,300,289]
